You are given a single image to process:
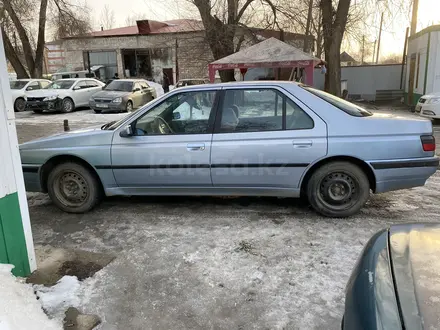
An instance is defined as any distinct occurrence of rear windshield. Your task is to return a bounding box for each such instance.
[301,85,373,117]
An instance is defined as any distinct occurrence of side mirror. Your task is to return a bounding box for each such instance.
[133,88,141,92]
[119,124,133,137]
[26,86,33,91]
[73,86,80,90]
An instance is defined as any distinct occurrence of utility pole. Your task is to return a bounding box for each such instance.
[304,0,314,52]
[400,27,410,89]
[372,39,377,63]
[376,12,384,64]
[361,35,365,64]
[410,0,419,36]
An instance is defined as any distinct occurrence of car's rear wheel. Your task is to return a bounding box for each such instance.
[61,98,74,113]
[126,101,133,112]
[47,162,102,213]
[14,98,26,112]
[306,161,370,217]
[94,110,102,114]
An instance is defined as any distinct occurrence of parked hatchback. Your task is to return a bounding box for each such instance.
[10,79,51,112]
[20,81,438,216]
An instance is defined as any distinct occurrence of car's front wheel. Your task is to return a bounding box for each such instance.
[126,101,133,112]
[61,98,75,113]
[47,162,102,213]
[94,110,102,114]
[14,98,26,112]
[307,161,370,217]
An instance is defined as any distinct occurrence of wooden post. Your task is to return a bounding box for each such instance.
[400,27,410,89]
[410,0,419,36]
[376,12,384,64]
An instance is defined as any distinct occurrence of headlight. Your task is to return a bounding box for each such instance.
[428,97,440,104]
[43,95,58,101]
[112,97,122,103]
[89,97,95,102]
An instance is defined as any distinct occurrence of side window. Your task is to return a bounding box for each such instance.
[219,89,313,133]
[87,80,99,88]
[134,91,217,135]
[133,83,141,92]
[75,81,88,89]
[140,82,149,90]
[27,81,40,91]
[39,81,50,88]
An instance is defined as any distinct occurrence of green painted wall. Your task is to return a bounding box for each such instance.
[404,92,423,106]
[0,192,30,276]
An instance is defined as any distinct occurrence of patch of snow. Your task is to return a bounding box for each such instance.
[0,264,61,330]
[34,276,81,319]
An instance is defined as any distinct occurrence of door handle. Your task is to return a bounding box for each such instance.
[187,143,205,151]
[293,140,313,148]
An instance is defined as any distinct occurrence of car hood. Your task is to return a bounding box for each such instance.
[389,223,440,329]
[26,89,61,98]
[421,92,440,99]
[19,125,114,150]
[93,90,130,99]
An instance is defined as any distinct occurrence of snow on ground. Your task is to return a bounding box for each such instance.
[34,276,81,320]
[0,264,61,330]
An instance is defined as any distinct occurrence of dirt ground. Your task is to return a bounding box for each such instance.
[16,109,440,330]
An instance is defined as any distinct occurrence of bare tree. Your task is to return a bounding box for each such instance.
[99,4,115,30]
[1,0,92,78]
[191,0,280,82]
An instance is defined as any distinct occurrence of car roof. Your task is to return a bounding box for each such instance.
[56,78,98,81]
[174,80,300,91]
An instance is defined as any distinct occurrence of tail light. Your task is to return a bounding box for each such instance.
[421,135,436,152]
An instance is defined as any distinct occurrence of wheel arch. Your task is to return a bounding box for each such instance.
[40,154,103,193]
[62,96,75,107]
[300,156,377,195]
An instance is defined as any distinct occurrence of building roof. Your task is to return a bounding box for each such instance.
[88,19,204,38]
[409,24,440,41]
[340,51,356,62]
[210,38,320,68]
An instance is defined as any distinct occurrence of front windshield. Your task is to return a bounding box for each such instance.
[10,81,28,89]
[301,85,373,117]
[104,80,133,92]
[46,80,75,90]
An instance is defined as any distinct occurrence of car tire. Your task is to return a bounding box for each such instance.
[61,98,75,113]
[47,162,103,213]
[33,109,43,114]
[14,98,26,112]
[94,110,102,114]
[125,101,133,112]
[306,161,370,218]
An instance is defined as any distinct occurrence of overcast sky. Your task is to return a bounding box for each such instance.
[85,0,439,59]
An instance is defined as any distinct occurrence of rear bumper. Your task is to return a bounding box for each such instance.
[369,157,439,193]
[89,100,125,112]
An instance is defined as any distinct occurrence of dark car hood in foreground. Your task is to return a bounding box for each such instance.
[389,223,440,329]
[92,90,131,99]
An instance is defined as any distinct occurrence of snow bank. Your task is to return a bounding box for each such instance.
[0,264,61,330]
[35,276,81,319]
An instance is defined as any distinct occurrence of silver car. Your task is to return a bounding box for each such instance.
[89,79,155,113]
[20,81,439,217]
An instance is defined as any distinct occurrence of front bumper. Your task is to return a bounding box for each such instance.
[89,100,125,112]
[26,99,61,112]
[415,103,440,119]
[369,157,439,193]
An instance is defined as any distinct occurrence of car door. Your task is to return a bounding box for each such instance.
[210,86,327,192]
[140,81,153,105]
[72,80,90,106]
[38,80,50,89]
[130,82,143,108]
[86,80,103,101]
[111,89,219,189]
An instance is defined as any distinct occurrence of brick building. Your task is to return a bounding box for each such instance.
[45,19,313,84]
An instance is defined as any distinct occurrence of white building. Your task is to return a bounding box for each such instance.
[405,25,440,105]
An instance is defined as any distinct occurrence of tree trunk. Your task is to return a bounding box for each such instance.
[33,0,48,77]
[324,40,342,96]
[3,0,36,75]
[2,27,29,78]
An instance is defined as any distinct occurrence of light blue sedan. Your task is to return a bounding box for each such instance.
[20,81,439,217]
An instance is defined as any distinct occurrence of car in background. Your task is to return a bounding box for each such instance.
[89,79,155,113]
[19,81,438,216]
[415,93,440,120]
[10,79,51,112]
[343,223,440,329]
[26,78,105,113]
[174,78,208,89]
